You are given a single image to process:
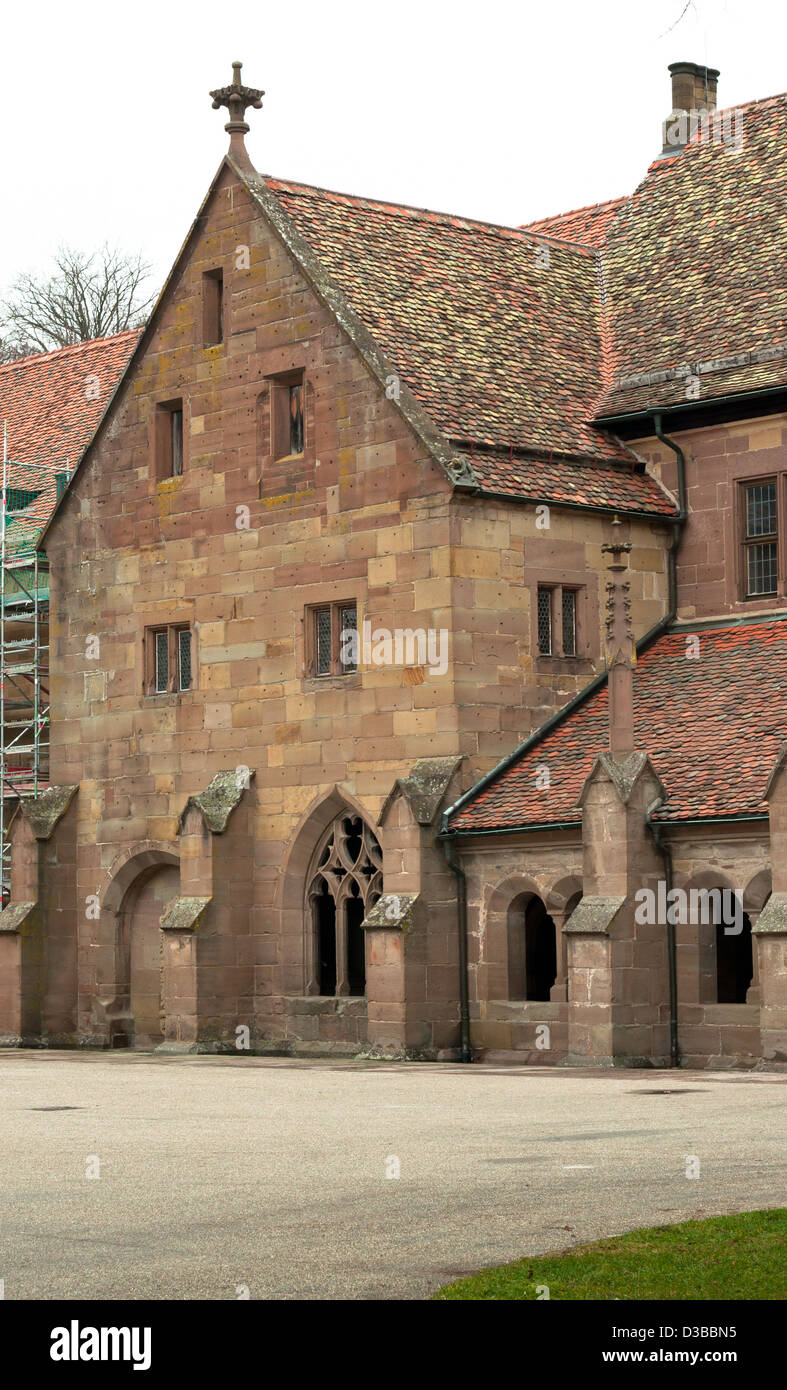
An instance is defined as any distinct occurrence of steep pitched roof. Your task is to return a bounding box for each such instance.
[262,176,673,516]
[598,93,787,418]
[447,617,787,831]
[521,196,630,248]
[0,332,139,551]
[0,331,141,472]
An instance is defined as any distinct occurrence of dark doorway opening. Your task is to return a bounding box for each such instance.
[716,912,753,1003]
[525,897,558,1001]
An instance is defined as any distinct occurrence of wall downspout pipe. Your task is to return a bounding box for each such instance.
[649,412,687,1069]
[442,835,472,1062]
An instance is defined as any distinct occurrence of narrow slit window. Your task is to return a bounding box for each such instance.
[537,587,552,656]
[289,382,304,455]
[178,629,192,691]
[742,481,778,597]
[171,410,183,477]
[203,268,224,346]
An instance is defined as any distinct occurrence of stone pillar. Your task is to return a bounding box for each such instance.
[369,756,464,1058]
[569,750,669,1066]
[0,786,79,1046]
[753,749,787,1065]
[159,769,255,1052]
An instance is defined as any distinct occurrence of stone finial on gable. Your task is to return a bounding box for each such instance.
[210,61,264,167]
[179,768,255,834]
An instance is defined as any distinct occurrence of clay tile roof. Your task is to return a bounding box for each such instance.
[0,330,139,551]
[265,176,674,516]
[521,196,630,248]
[598,92,787,418]
[447,617,787,831]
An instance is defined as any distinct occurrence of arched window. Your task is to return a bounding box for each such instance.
[716,910,754,1004]
[507,893,558,1001]
[307,815,382,997]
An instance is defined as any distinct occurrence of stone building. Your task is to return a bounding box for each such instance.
[0,61,784,1068]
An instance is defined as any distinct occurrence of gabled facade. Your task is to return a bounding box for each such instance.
[0,61,784,1067]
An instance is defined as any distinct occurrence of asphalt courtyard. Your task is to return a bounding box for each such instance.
[0,1051,784,1300]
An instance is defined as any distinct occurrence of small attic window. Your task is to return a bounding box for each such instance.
[203,268,224,346]
[269,371,305,460]
[155,399,184,479]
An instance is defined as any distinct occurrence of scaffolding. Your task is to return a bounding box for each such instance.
[0,423,50,903]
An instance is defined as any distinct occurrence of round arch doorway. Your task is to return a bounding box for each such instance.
[116,863,180,1049]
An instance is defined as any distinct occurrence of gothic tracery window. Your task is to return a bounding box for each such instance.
[307,816,383,996]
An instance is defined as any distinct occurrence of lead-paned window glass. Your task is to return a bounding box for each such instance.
[537,587,552,656]
[743,481,778,596]
[315,608,332,676]
[155,631,169,692]
[562,589,577,656]
[178,628,192,691]
[340,605,357,672]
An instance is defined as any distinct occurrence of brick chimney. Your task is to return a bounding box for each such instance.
[601,520,635,755]
[662,60,720,155]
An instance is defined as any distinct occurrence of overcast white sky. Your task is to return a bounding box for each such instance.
[2,0,786,296]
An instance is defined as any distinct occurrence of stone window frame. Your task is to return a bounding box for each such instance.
[527,568,595,665]
[736,473,782,601]
[303,599,358,679]
[202,267,225,347]
[267,367,306,462]
[153,397,186,482]
[304,813,383,997]
[143,621,194,696]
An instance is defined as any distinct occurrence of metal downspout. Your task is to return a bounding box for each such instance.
[649,413,687,1068]
[441,835,472,1063]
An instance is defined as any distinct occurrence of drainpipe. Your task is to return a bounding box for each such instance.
[647,806,679,1068]
[652,412,688,620]
[649,414,687,1068]
[441,835,472,1063]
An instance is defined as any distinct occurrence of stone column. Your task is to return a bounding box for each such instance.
[0,786,79,1046]
[369,756,464,1058]
[159,769,255,1052]
[753,749,787,1064]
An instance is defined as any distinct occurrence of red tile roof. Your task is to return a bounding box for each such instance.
[265,177,675,516]
[456,445,675,515]
[598,93,787,417]
[0,331,138,552]
[521,197,630,248]
[447,618,787,831]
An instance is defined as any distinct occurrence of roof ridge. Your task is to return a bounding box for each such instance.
[0,327,142,374]
[521,194,630,229]
[264,173,595,254]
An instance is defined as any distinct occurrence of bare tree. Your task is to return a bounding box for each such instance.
[0,245,156,357]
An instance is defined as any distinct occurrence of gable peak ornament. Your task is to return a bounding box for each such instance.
[210,61,264,167]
